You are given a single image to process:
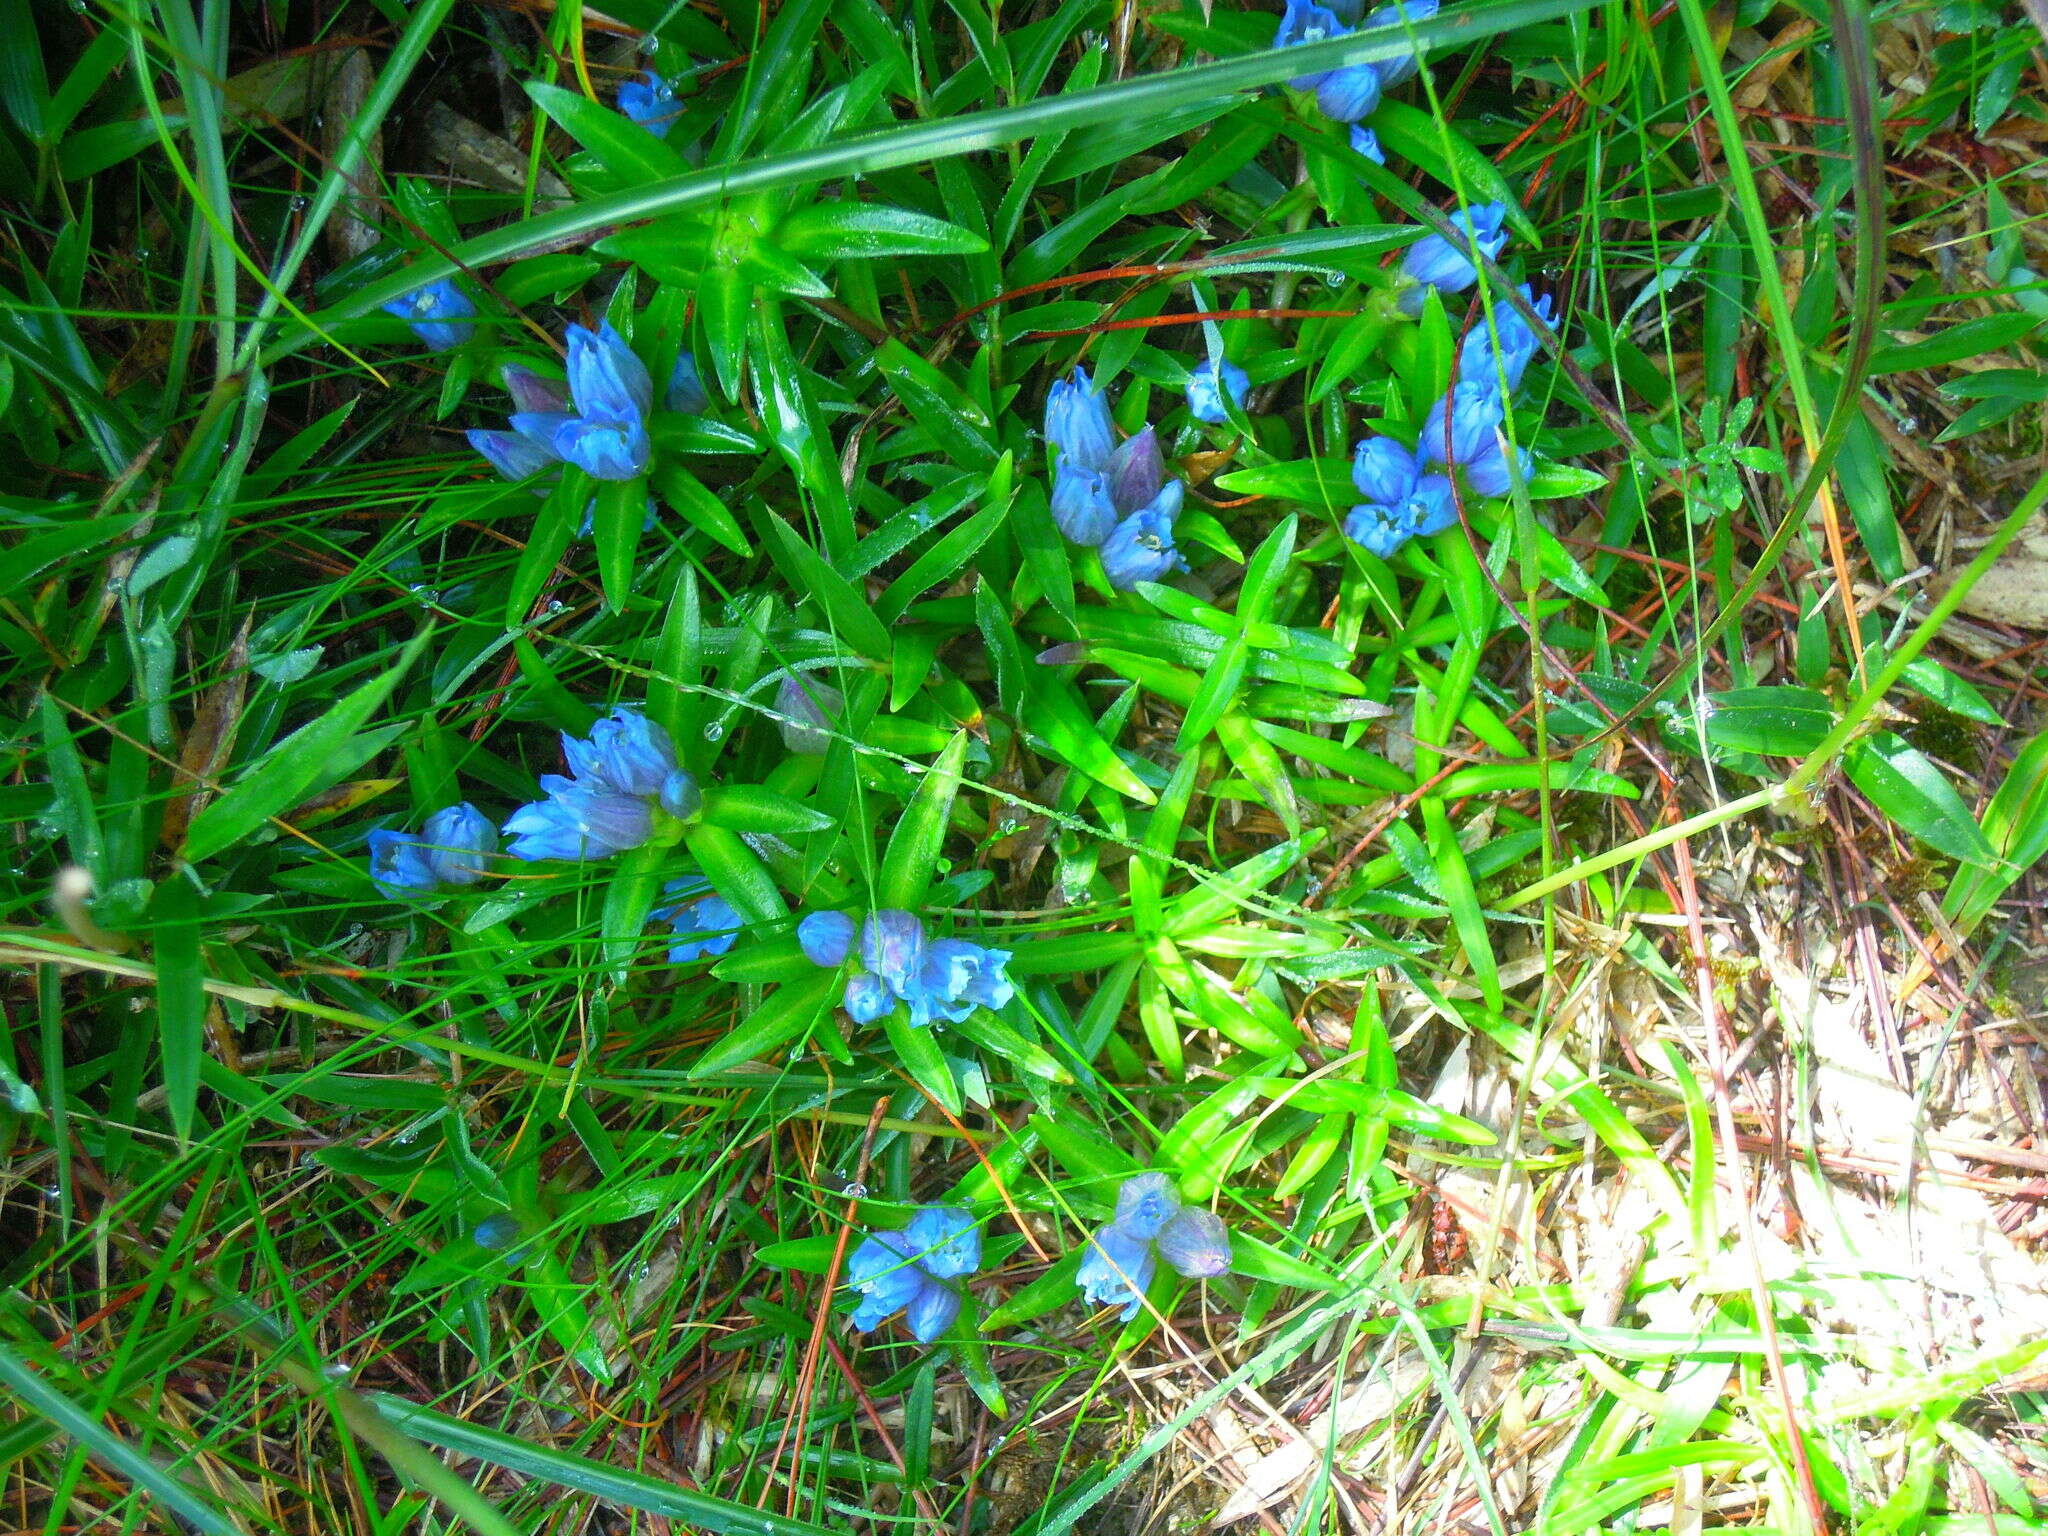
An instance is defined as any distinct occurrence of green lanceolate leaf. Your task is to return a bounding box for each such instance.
[689,967,839,1078]
[1845,732,1996,867]
[776,201,990,259]
[878,730,970,911]
[180,632,428,865]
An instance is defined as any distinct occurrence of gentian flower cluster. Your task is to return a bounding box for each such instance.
[798,909,1015,1028]
[502,706,702,862]
[1344,210,1563,557]
[367,803,496,894]
[1077,1174,1233,1321]
[653,878,742,963]
[1344,435,1456,557]
[1276,0,1437,133]
[466,323,653,483]
[381,279,475,353]
[845,1205,981,1342]
[617,68,680,136]
[1044,368,1189,591]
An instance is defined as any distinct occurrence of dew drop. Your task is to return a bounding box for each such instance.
[290,195,310,213]
[703,721,724,741]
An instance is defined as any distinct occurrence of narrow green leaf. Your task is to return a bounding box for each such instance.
[689,968,838,1079]
[1845,732,1996,866]
[181,632,426,865]
[524,81,689,182]
[152,879,206,1145]
[878,731,970,911]
[776,201,989,259]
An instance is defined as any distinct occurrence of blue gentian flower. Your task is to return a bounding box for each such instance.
[381,279,475,352]
[1360,0,1439,85]
[545,322,654,481]
[1186,359,1251,423]
[829,910,1017,1027]
[1399,203,1511,310]
[903,1205,981,1279]
[503,707,697,861]
[1349,123,1387,165]
[1459,285,1556,395]
[915,939,1017,1024]
[1275,0,1351,88]
[1344,482,1455,556]
[1044,366,1116,472]
[846,1206,981,1342]
[799,910,857,967]
[503,775,655,862]
[469,366,568,483]
[653,879,742,963]
[1052,462,1119,546]
[473,1212,523,1250]
[1344,433,1457,557]
[1154,1208,1233,1278]
[860,910,928,997]
[1421,381,1527,495]
[1352,435,1420,504]
[666,351,708,413]
[564,705,681,797]
[1100,482,1188,592]
[367,802,496,894]
[1420,382,1505,470]
[1464,437,1533,497]
[1078,1221,1157,1321]
[1106,426,1167,514]
[617,68,680,135]
[1315,62,1383,123]
[1075,1175,1232,1320]
[844,971,896,1023]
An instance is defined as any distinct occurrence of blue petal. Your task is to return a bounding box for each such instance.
[1099,491,1188,592]
[844,971,896,1023]
[903,1206,981,1280]
[903,1279,961,1342]
[1105,426,1166,516]
[1113,1173,1181,1240]
[665,896,742,963]
[1077,1222,1156,1321]
[566,321,654,423]
[502,781,651,861]
[1051,461,1118,547]
[469,428,558,483]
[573,708,680,798]
[1314,62,1383,123]
[1044,366,1116,472]
[846,1231,926,1329]
[1185,359,1250,424]
[1351,435,1419,504]
[552,416,651,480]
[665,351,708,413]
